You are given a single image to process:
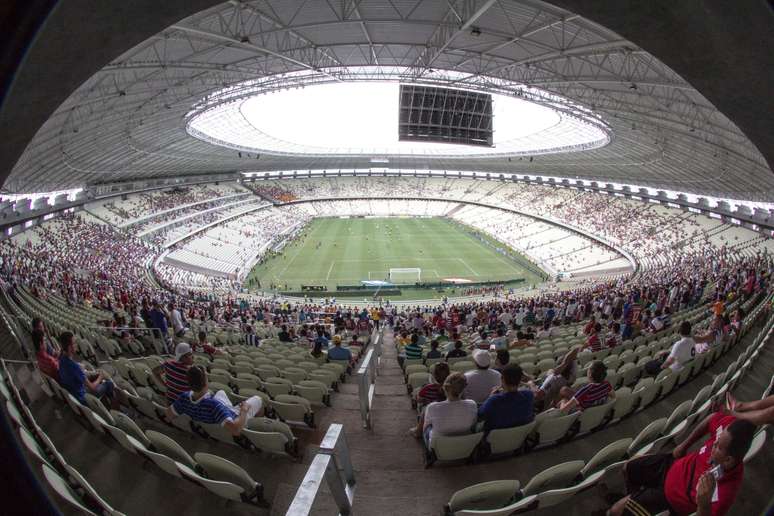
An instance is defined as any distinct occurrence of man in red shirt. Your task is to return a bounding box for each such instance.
[608,412,756,516]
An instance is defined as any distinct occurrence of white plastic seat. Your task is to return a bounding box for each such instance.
[633,378,660,408]
[656,369,679,395]
[533,412,580,446]
[629,417,667,456]
[405,364,429,377]
[176,463,247,503]
[42,464,99,516]
[522,460,585,496]
[689,385,713,414]
[576,400,614,434]
[428,432,484,465]
[84,393,115,425]
[664,400,692,432]
[581,437,632,478]
[146,430,197,469]
[743,429,767,463]
[281,367,308,385]
[407,372,432,392]
[195,452,265,504]
[103,424,141,454]
[486,421,537,455]
[271,394,314,427]
[18,426,54,467]
[454,495,538,515]
[447,480,521,513]
[200,422,239,446]
[611,387,636,420]
[263,377,294,398]
[293,380,329,406]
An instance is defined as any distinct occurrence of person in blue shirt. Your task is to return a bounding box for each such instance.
[57,331,117,407]
[327,335,353,367]
[478,364,534,432]
[314,329,330,350]
[165,365,263,435]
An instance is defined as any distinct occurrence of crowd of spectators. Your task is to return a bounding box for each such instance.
[389,251,770,452]
[93,182,246,225]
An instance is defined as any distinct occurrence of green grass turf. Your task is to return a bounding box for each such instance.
[245,217,544,300]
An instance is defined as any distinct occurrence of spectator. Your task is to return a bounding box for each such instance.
[558,360,614,412]
[165,365,264,436]
[57,331,118,408]
[490,327,508,350]
[403,334,423,361]
[193,331,224,357]
[422,372,477,445]
[724,392,774,426]
[169,302,186,338]
[583,323,603,352]
[607,413,756,516]
[327,335,353,362]
[244,325,259,347]
[278,325,292,342]
[425,340,442,359]
[409,362,450,438]
[310,340,324,359]
[531,347,580,410]
[605,322,622,349]
[152,342,193,404]
[661,321,696,372]
[478,364,534,432]
[314,329,330,350]
[493,349,510,372]
[33,329,59,380]
[148,301,169,341]
[446,340,467,359]
[463,350,502,404]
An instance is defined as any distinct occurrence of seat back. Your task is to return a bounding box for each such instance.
[664,400,692,432]
[194,452,258,494]
[577,401,614,434]
[581,437,632,477]
[535,412,579,445]
[431,432,484,461]
[629,417,667,456]
[176,463,245,502]
[146,430,196,468]
[448,480,521,513]
[522,460,585,497]
[486,422,537,455]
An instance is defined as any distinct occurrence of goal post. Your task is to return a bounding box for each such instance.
[389,267,421,284]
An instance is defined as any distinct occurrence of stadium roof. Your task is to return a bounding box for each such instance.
[1,0,773,200]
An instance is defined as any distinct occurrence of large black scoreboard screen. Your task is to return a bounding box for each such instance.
[398,85,493,147]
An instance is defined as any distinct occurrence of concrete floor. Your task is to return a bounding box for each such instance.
[14,321,774,516]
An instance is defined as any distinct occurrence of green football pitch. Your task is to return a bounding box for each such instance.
[244,217,545,300]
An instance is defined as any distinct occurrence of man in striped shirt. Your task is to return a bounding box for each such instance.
[165,365,263,435]
[152,343,193,404]
[558,360,614,412]
[403,334,423,360]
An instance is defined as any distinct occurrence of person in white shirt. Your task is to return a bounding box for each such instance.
[662,321,696,372]
[423,372,477,446]
[169,302,186,338]
[463,350,502,403]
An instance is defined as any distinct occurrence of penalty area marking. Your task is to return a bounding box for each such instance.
[458,258,479,276]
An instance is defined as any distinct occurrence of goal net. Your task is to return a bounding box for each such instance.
[389,267,421,284]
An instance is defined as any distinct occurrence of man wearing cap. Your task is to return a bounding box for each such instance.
[463,349,502,404]
[152,342,194,404]
[327,335,353,370]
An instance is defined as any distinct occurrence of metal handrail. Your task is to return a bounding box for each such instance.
[286,423,355,515]
[357,347,377,430]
